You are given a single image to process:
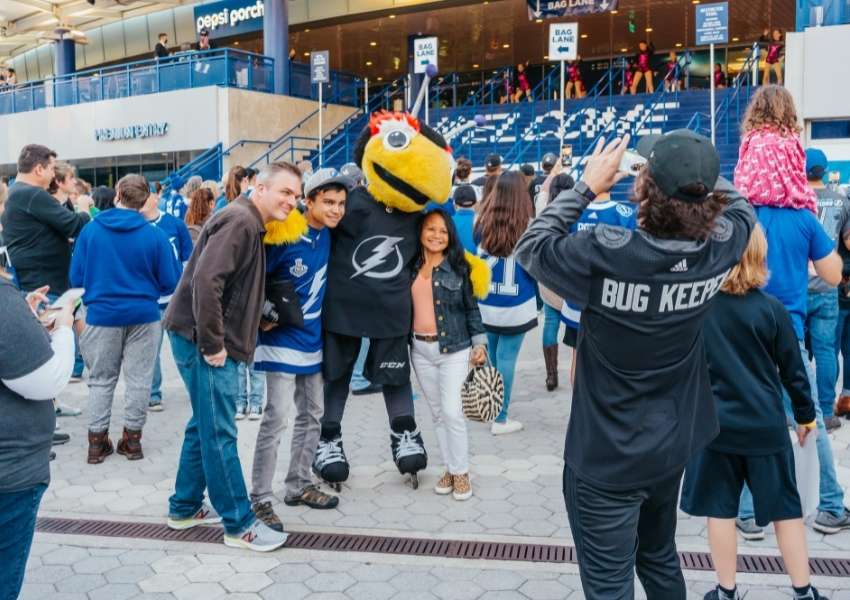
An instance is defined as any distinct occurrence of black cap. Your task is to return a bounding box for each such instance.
[520,164,535,177]
[541,153,558,169]
[551,173,575,199]
[453,184,477,207]
[636,130,719,203]
[200,28,210,36]
[485,153,502,169]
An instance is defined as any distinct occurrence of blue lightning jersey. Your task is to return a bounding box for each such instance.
[477,249,538,335]
[254,226,330,374]
[561,200,637,330]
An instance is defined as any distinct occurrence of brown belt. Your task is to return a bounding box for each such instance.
[414,333,439,342]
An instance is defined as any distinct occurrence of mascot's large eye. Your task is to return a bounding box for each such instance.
[384,129,411,151]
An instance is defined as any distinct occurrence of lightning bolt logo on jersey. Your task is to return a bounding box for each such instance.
[254,227,331,375]
[323,187,421,338]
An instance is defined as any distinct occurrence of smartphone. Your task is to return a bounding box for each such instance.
[49,288,85,310]
[618,149,647,176]
[560,144,573,167]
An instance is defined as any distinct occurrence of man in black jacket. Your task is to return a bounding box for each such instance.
[154,33,169,59]
[516,131,756,600]
[1,144,90,294]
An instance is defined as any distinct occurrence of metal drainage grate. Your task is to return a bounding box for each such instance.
[36,517,850,577]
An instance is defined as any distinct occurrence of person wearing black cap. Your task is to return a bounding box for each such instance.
[451,184,478,253]
[471,154,502,187]
[516,131,756,599]
[198,28,212,51]
[529,153,564,205]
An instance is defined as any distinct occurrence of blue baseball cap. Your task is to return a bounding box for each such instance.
[805,148,828,180]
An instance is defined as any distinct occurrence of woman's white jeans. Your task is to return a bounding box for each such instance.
[411,339,471,475]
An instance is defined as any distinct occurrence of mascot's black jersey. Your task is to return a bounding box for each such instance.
[517,177,756,491]
[323,186,420,338]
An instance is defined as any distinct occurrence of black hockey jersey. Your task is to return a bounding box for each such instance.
[323,187,421,338]
[516,177,756,491]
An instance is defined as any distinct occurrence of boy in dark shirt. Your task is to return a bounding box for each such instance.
[680,225,824,600]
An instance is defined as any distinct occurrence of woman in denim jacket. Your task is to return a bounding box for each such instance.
[411,209,488,501]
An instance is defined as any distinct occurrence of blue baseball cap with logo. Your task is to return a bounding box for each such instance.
[805,148,828,180]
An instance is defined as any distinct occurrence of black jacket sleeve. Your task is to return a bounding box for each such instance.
[515,188,595,308]
[771,299,816,425]
[32,191,90,239]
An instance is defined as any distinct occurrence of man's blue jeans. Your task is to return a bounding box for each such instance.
[167,332,255,535]
[487,331,526,423]
[236,363,265,412]
[542,304,561,347]
[739,340,846,519]
[835,304,850,396]
[150,308,166,406]
[0,483,47,600]
[806,290,839,417]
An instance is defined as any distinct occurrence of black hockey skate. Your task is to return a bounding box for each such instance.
[389,416,428,489]
[312,424,349,492]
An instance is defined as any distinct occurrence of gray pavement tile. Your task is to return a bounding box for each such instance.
[347,581,397,600]
[105,564,155,584]
[18,583,55,600]
[41,546,89,566]
[69,555,120,574]
[227,557,279,573]
[347,564,399,582]
[267,562,318,582]
[221,573,274,593]
[430,567,483,581]
[150,555,201,574]
[304,572,356,593]
[389,571,440,592]
[47,594,87,600]
[88,583,141,600]
[117,550,166,566]
[185,564,236,583]
[54,573,106,594]
[478,592,529,600]
[260,582,311,600]
[25,565,75,584]
[172,582,227,600]
[473,570,527,591]
[518,579,574,599]
[432,581,485,600]
[139,573,189,593]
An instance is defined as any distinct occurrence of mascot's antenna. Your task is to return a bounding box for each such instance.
[443,114,488,144]
[409,63,438,119]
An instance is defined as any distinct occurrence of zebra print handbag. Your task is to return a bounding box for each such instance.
[461,356,504,422]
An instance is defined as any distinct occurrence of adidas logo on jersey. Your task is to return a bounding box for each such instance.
[289,258,308,277]
[670,259,688,273]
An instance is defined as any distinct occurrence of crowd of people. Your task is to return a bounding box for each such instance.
[0,82,849,600]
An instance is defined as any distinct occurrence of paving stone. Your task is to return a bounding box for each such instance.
[41,546,89,565]
[25,564,75,584]
[348,564,399,582]
[519,579,573,600]
[310,560,360,573]
[150,554,200,574]
[27,543,60,557]
[479,592,528,600]
[18,583,55,600]
[260,582,311,600]
[347,581,396,600]
[105,564,154,584]
[390,571,440,592]
[221,572,274,593]
[69,555,120,574]
[88,583,140,600]
[139,573,189,593]
[473,570,527,591]
[267,562,317,582]
[304,572,355,592]
[173,582,226,600]
[50,593,88,600]
[432,581,485,600]
[227,557,279,573]
[117,549,166,565]
[55,574,106,594]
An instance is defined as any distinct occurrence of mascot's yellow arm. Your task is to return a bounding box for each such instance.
[465,252,491,300]
[264,210,309,245]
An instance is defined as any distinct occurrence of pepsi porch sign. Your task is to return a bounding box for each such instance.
[413,37,438,74]
[548,22,578,61]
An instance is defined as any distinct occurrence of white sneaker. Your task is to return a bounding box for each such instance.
[224,519,288,552]
[167,503,222,530]
[490,419,523,435]
[235,407,247,421]
[55,402,82,417]
[248,406,262,421]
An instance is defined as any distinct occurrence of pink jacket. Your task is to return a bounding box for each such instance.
[733,128,817,214]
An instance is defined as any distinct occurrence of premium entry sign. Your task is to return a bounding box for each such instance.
[310,51,330,83]
[696,2,729,45]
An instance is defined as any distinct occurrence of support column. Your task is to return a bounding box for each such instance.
[407,34,424,112]
[54,37,76,77]
[264,0,290,95]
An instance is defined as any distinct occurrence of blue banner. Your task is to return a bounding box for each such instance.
[194,0,264,40]
[527,0,618,19]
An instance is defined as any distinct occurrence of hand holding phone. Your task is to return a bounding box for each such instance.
[617,149,647,177]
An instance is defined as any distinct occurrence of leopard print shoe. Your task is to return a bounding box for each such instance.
[434,471,453,495]
[452,473,472,501]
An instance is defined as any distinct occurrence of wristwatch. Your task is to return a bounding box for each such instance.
[573,181,597,203]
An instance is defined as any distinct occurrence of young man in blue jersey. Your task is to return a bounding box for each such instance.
[250,169,352,530]
[141,187,193,411]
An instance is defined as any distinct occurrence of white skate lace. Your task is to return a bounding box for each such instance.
[316,438,345,466]
[392,429,423,460]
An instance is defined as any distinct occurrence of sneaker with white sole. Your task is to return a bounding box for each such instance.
[248,406,262,421]
[491,419,523,435]
[224,519,288,552]
[167,503,222,530]
[735,517,765,541]
[812,508,850,534]
[452,473,472,501]
[148,402,164,412]
[434,472,453,495]
[235,407,247,421]
[55,402,82,417]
